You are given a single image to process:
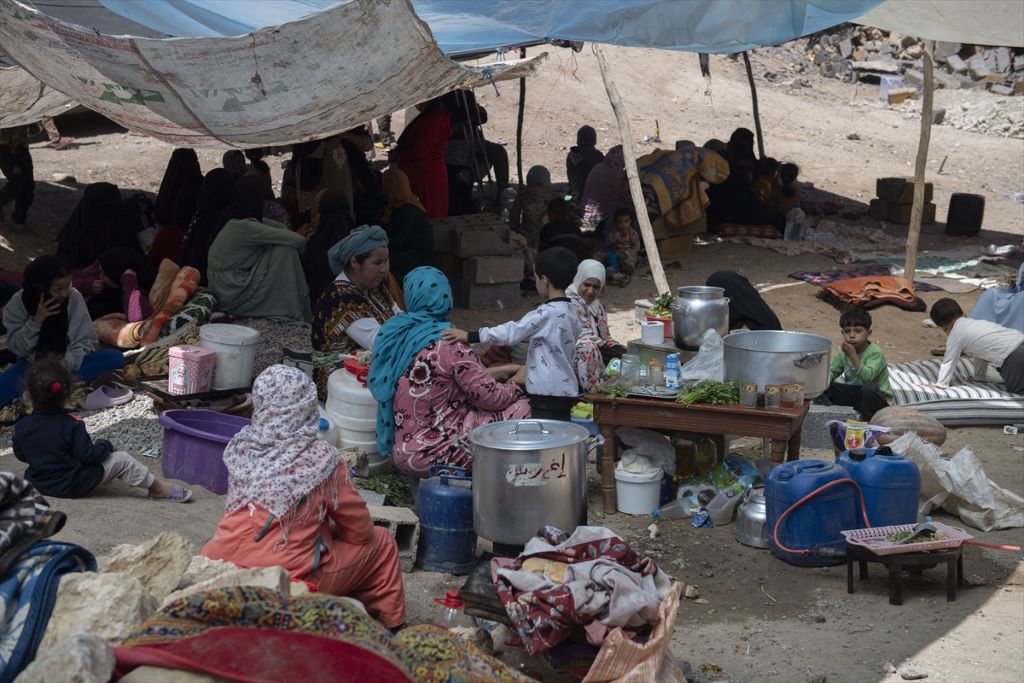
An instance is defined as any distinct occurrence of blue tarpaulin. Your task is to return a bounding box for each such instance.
[99,0,885,55]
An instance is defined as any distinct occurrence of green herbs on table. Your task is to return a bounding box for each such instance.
[596,383,631,399]
[646,292,675,318]
[886,529,945,543]
[676,380,740,406]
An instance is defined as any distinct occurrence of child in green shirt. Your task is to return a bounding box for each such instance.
[823,309,891,419]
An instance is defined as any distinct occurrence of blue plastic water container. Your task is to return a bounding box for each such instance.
[836,446,921,528]
[415,466,476,574]
[765,460,857,567]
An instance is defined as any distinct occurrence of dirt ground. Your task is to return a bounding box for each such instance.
[1,42,1022,683]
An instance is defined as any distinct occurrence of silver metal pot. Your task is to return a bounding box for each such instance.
[735,487,769,548]
[469,420,590,545]
[672,286,730,351]
[723,330,832,398]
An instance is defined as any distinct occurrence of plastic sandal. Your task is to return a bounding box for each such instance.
[81,386,134,411]
[151,485,194,503]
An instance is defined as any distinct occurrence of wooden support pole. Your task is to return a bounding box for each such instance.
[593,44,670,295]
[516,47,526,187]
[742,51,765,159]
[905,41,935,282]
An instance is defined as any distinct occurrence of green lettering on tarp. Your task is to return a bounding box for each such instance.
[75,77,165,106]
[185,81,288,111]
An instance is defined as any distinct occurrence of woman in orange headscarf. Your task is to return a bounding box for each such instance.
[380,168,434,283]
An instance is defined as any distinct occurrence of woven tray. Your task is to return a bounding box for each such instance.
[841,522,973,556]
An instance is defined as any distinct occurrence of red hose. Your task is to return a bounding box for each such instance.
[963,540,1022,552]
[772,478,871,556]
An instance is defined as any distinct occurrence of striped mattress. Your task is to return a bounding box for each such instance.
[889,359,1024,426]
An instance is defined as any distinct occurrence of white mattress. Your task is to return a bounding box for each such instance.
[889,359,1024,426]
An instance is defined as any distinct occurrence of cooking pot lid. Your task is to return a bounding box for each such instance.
[469,419,590,450]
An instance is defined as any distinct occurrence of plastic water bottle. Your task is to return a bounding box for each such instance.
[665,353,681,390]
[434,590,471,629]
[784,208,806,242]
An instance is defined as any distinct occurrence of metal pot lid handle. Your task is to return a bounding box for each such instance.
[793,350,828,368]
[509,420,551,435]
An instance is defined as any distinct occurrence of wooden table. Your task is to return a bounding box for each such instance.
[589,395,810,513]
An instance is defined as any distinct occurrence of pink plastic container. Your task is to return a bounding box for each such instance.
[168,345,217,396]
[158,410,250,494]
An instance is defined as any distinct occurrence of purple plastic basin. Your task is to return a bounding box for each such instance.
[158,409,250,494]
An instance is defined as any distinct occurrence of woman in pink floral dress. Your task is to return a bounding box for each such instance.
[368,267,530,478]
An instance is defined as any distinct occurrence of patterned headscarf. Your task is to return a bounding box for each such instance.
[368,267,454,456]
[223,365,341,520]
[327,224,389,276]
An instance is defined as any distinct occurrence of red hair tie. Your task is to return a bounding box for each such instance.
[49,382,62,394]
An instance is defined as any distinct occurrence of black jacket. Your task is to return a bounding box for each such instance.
[13,410,112,498]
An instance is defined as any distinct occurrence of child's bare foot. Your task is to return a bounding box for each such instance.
[148,480,194,502]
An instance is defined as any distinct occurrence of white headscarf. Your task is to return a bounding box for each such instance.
[568,259,607,314]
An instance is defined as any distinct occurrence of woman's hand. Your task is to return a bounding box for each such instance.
[487,363,521,382]
[510,365,526,386]
[443,328,469,343]
[32,293,62,325]
[91,278,104,295]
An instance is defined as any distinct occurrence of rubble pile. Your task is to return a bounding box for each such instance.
[808,26,1023,97]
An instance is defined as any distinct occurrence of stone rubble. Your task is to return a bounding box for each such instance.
[39,572,159,651]
[15,631,114,683]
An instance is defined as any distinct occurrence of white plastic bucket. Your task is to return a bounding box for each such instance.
[615,465,663,515]
[199,324,260,390]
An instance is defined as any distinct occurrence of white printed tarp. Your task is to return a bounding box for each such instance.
[0,66,78,128]
[0,0,544,147]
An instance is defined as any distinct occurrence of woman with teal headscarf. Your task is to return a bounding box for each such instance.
[310,224,400,399]
[368,267,529,478]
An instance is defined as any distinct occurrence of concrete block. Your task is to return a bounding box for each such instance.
[967,53,990,80]
[461,281,521,310]
[368,505,420,573]
[463,256,523,284]
[456,228,514,258]
[901,69,925,87]
[868,198,889,221]
[1015,80,1024,96]
[995,47,1013,73]
[875,177,933,205]
[933,41,962,63]
[989,83,1014,96]
[800,403,858,450]
[887,201,936,225]
[933,70,963,90]
[945,54,968,73]
[839,38,854,59]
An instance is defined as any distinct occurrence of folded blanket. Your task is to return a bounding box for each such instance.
[491,526,670,655]
[0,474,66,579]
[0,541,96,683]
[820,275,925,311]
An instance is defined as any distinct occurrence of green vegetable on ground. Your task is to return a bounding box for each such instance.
[677,380,739,406]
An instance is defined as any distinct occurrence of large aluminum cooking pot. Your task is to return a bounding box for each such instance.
[723,330,832,398]
[672,286,730,351]
[469,419,589,546]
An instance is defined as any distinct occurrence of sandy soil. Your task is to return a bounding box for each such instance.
[0,43,1022,683]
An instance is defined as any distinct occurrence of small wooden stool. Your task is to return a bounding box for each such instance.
[846,544,964,605]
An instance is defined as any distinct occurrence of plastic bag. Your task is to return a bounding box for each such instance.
[889,432,1024,531]
[617,427,676,477]
[583,583,685,683]
[678,329,724,382]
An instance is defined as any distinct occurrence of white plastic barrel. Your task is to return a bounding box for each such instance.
[614,464,663,515]
[199,324,260,390]
[325,367,389,473]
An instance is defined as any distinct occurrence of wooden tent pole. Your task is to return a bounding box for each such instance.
[742,51,765,158]
[593,44,670,295]
[905,40,935,282]
[516,47,526,187]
